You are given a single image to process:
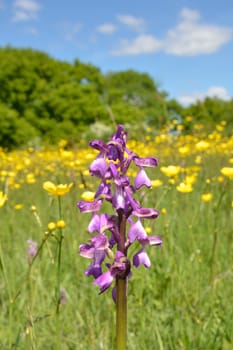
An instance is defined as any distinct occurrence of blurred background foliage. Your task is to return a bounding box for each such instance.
[0,46,232,149]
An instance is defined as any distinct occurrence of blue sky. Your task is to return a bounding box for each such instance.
[1,0,233,105]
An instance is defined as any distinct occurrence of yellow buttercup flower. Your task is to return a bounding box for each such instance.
[220,167,233,179]
[185,115,192,122]
[178,146,190,157]
[160,165,181,177]
[0,191,7,208]
[195,155,202,164]
[43,181,73,196]
[217,176,224,183]
[56,220,66,228]
[14,204,23,210]
[145,226,152,234]
[176,182,193,193]
[195,141,210,152]
[30,205,37,212]
[161,208,167,215]
[151,179,163,187]
[48,222,56,231]
[201,193,213,202]
[185,175,197,185]
[81,191,95,202]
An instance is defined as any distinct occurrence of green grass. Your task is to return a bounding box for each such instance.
[0,138,233,350]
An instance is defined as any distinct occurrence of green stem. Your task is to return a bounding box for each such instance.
[56,196,63,350]
[0,242,13,348]
[116,277,127,350]
[56,196,63,315]
[116,210,127,350]
[56,229,63,315]
[209,187,226,283]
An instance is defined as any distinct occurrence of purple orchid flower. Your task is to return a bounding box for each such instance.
[93,251,130,293]
[133,236,162,268]
[77,125,162,299]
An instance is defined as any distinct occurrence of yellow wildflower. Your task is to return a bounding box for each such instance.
[14,204,23,210]
[26,173,36,184]
[151,179,163,187]
[160,165,181,177]
[201,193,213,202]
[168,178,176,185]
[56,220,66,228]
[30,205,37,212]
[48,222,56,231]
[43,181,73,196]
[220,167,233,179]
[195,155,202,164]
[185,175,197,185]
[161,208,167,215]
[195,141,210,152]
[178,146,190,157]
[217,176,224,183]
[185,116,192,122]
[145,226,152,234]
[81,191,95,202]
[176,182,193,193]
[0,191,7,208]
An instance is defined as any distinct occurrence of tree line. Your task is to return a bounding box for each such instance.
[0,46,232,149]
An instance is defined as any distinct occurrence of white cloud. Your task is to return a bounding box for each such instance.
[178,86,231,106]
[112,8,233,56]
[164,8,233,56]
[180,8,200,22]
[12,0,41,22]
[117,14,145,32]
[97,23,117,34]
[111,34,162,55]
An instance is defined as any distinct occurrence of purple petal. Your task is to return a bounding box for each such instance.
[90,158,108,178]
[85,264,102,278]
[89,140,108,153]
[88,213,115,234]
[133,248,151,268]
[111,124,126,142]
[91,233,109,249]
[27,239,38,258]
[115,250,125,262]
[93,270,115,293]
[107,142,124,161]
[77,199,102,213]
[132,207,160,219]
[88,213,100,233]
[134,157,158,167]
[147,235,162,246]
[79,244,94,259]
[112,286,116,303]
[134,169,151,189]
[85,249,106,278]
[95,181,112,200]
[128,220,148,243]
[112,186,125,210]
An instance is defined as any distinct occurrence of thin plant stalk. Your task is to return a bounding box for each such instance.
[0,242,13,348]
[209,186,226,283]
[116,209,127,350]
[116,278,127,350]
[56,196,64,350]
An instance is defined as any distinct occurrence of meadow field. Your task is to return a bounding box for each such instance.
[0,120,233,350]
